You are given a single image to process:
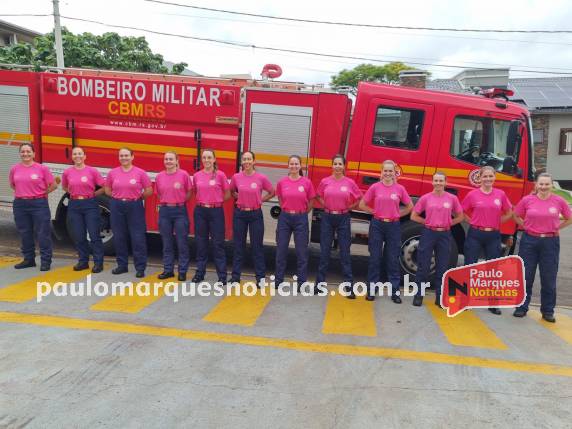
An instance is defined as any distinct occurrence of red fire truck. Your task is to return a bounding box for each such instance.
[0,66,534,276]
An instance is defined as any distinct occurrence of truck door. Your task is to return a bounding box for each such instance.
[356,98,434,197]
[0,84,32,204]
[435,107,528,206]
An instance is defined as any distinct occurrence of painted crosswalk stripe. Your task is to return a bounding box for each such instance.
[0,265,91,303]
[529,310,572,345]
[425,300,508,349]
[90,272,168,314]
[203,282,272,327]
[322,291,377,337]
[0,256,22,269]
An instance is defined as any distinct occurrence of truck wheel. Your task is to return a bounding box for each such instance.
[65,196,115,256]
[399,220,458,279]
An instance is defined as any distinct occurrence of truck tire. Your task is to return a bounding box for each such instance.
[65,195,115,256]
[399,220,458,280]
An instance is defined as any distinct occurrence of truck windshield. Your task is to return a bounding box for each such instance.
[450,116,521,175]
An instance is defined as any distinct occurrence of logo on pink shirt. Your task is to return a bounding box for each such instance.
[494,198,501,206]
[30,174,38,180]
[443,202,451,208]
[251,182,258,189]
[298,186,304,192]
[129,178,136,185]
[174,182,181,189]
[341,186,348,192]
[209,179,216,186]
[390,193,398,200]
[549,207,558,214]
[81,176,88,183]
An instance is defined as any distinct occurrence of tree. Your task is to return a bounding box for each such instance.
[0,28,188,74]
[330,62,415,94]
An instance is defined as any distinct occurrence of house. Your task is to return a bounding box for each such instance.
[399,68,572,188]
[0,20,41,47]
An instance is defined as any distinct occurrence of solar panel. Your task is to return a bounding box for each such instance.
[510,80,572,108]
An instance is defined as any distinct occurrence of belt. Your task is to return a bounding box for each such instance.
[70,195,94,200]
[236,206,261,211]
[472,226,499,232]
[160,203,186,207]
[114,197,141,202]
[197,203,222,208]
[526,231,559,238]
[375,216,399,222]
[283,210,306,214]
[426,226,450,232]
[16,195,47,200]
[325,209,349,215]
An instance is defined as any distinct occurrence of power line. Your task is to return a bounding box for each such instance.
[3,13,571,75]
[7,13,572,48]
[144,0,572,34]
[54,15,572,75]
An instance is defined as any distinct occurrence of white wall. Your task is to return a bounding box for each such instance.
[547,113,572,180]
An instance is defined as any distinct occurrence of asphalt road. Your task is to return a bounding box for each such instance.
[0,208,570,308]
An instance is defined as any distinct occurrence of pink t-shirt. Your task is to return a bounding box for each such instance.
[9,162,55,198]
[276,176,316,212]
[230,171,273,209]
[462,188,512,229]
[193,169,229,205]
[414,192,463,228]
[62,165,104,198]
[317,175,362,212]
[514,194,571,234]
[105,166,151,200]
[155,169,193,204]
[363,182,411,219]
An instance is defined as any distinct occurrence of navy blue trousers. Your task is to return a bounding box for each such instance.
[464,227,501,264]
[110,199,147,272]
[415,228,451,298]
[231,208,265,282]
[194,206,226,281]
[518,233,559,315]
[159,205,190,274]
[68,198,104,266]
[13,198,52,264]
[275,212,309,285]
[367,219,401,295]
[316,212,352,284]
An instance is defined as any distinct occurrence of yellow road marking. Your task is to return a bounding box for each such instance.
[0,256,22,269]
[203,282,272,327]
[0,311,571,377]
[90,272,167,314]
[529,310,572,345]
[322,291,377,337]
[0,265,91,303]
[425,300,508,350]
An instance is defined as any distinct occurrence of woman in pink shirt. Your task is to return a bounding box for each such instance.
[462,166,513,315]
[513,173,572,322]
[62,147,105,273]
[192,149,231,284]
[9,143,57,271]
[275,154,316,290]
[104,148,153,278]
[316,154,362,298]
[360,160,413,302]
[411,172,464,307]
[229,151,274,286]
[155,151,193,282]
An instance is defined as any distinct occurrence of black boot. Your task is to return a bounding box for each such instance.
[14,259,36,269]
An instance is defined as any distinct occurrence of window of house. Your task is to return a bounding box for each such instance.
[533,129,544,145]
[560,129,572,155]
[372,106,424,150]
[450,116,521,175]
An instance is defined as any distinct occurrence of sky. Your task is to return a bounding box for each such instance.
[2,0,572,85]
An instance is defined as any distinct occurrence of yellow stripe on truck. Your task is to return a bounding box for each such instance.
[0,131,34,143]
